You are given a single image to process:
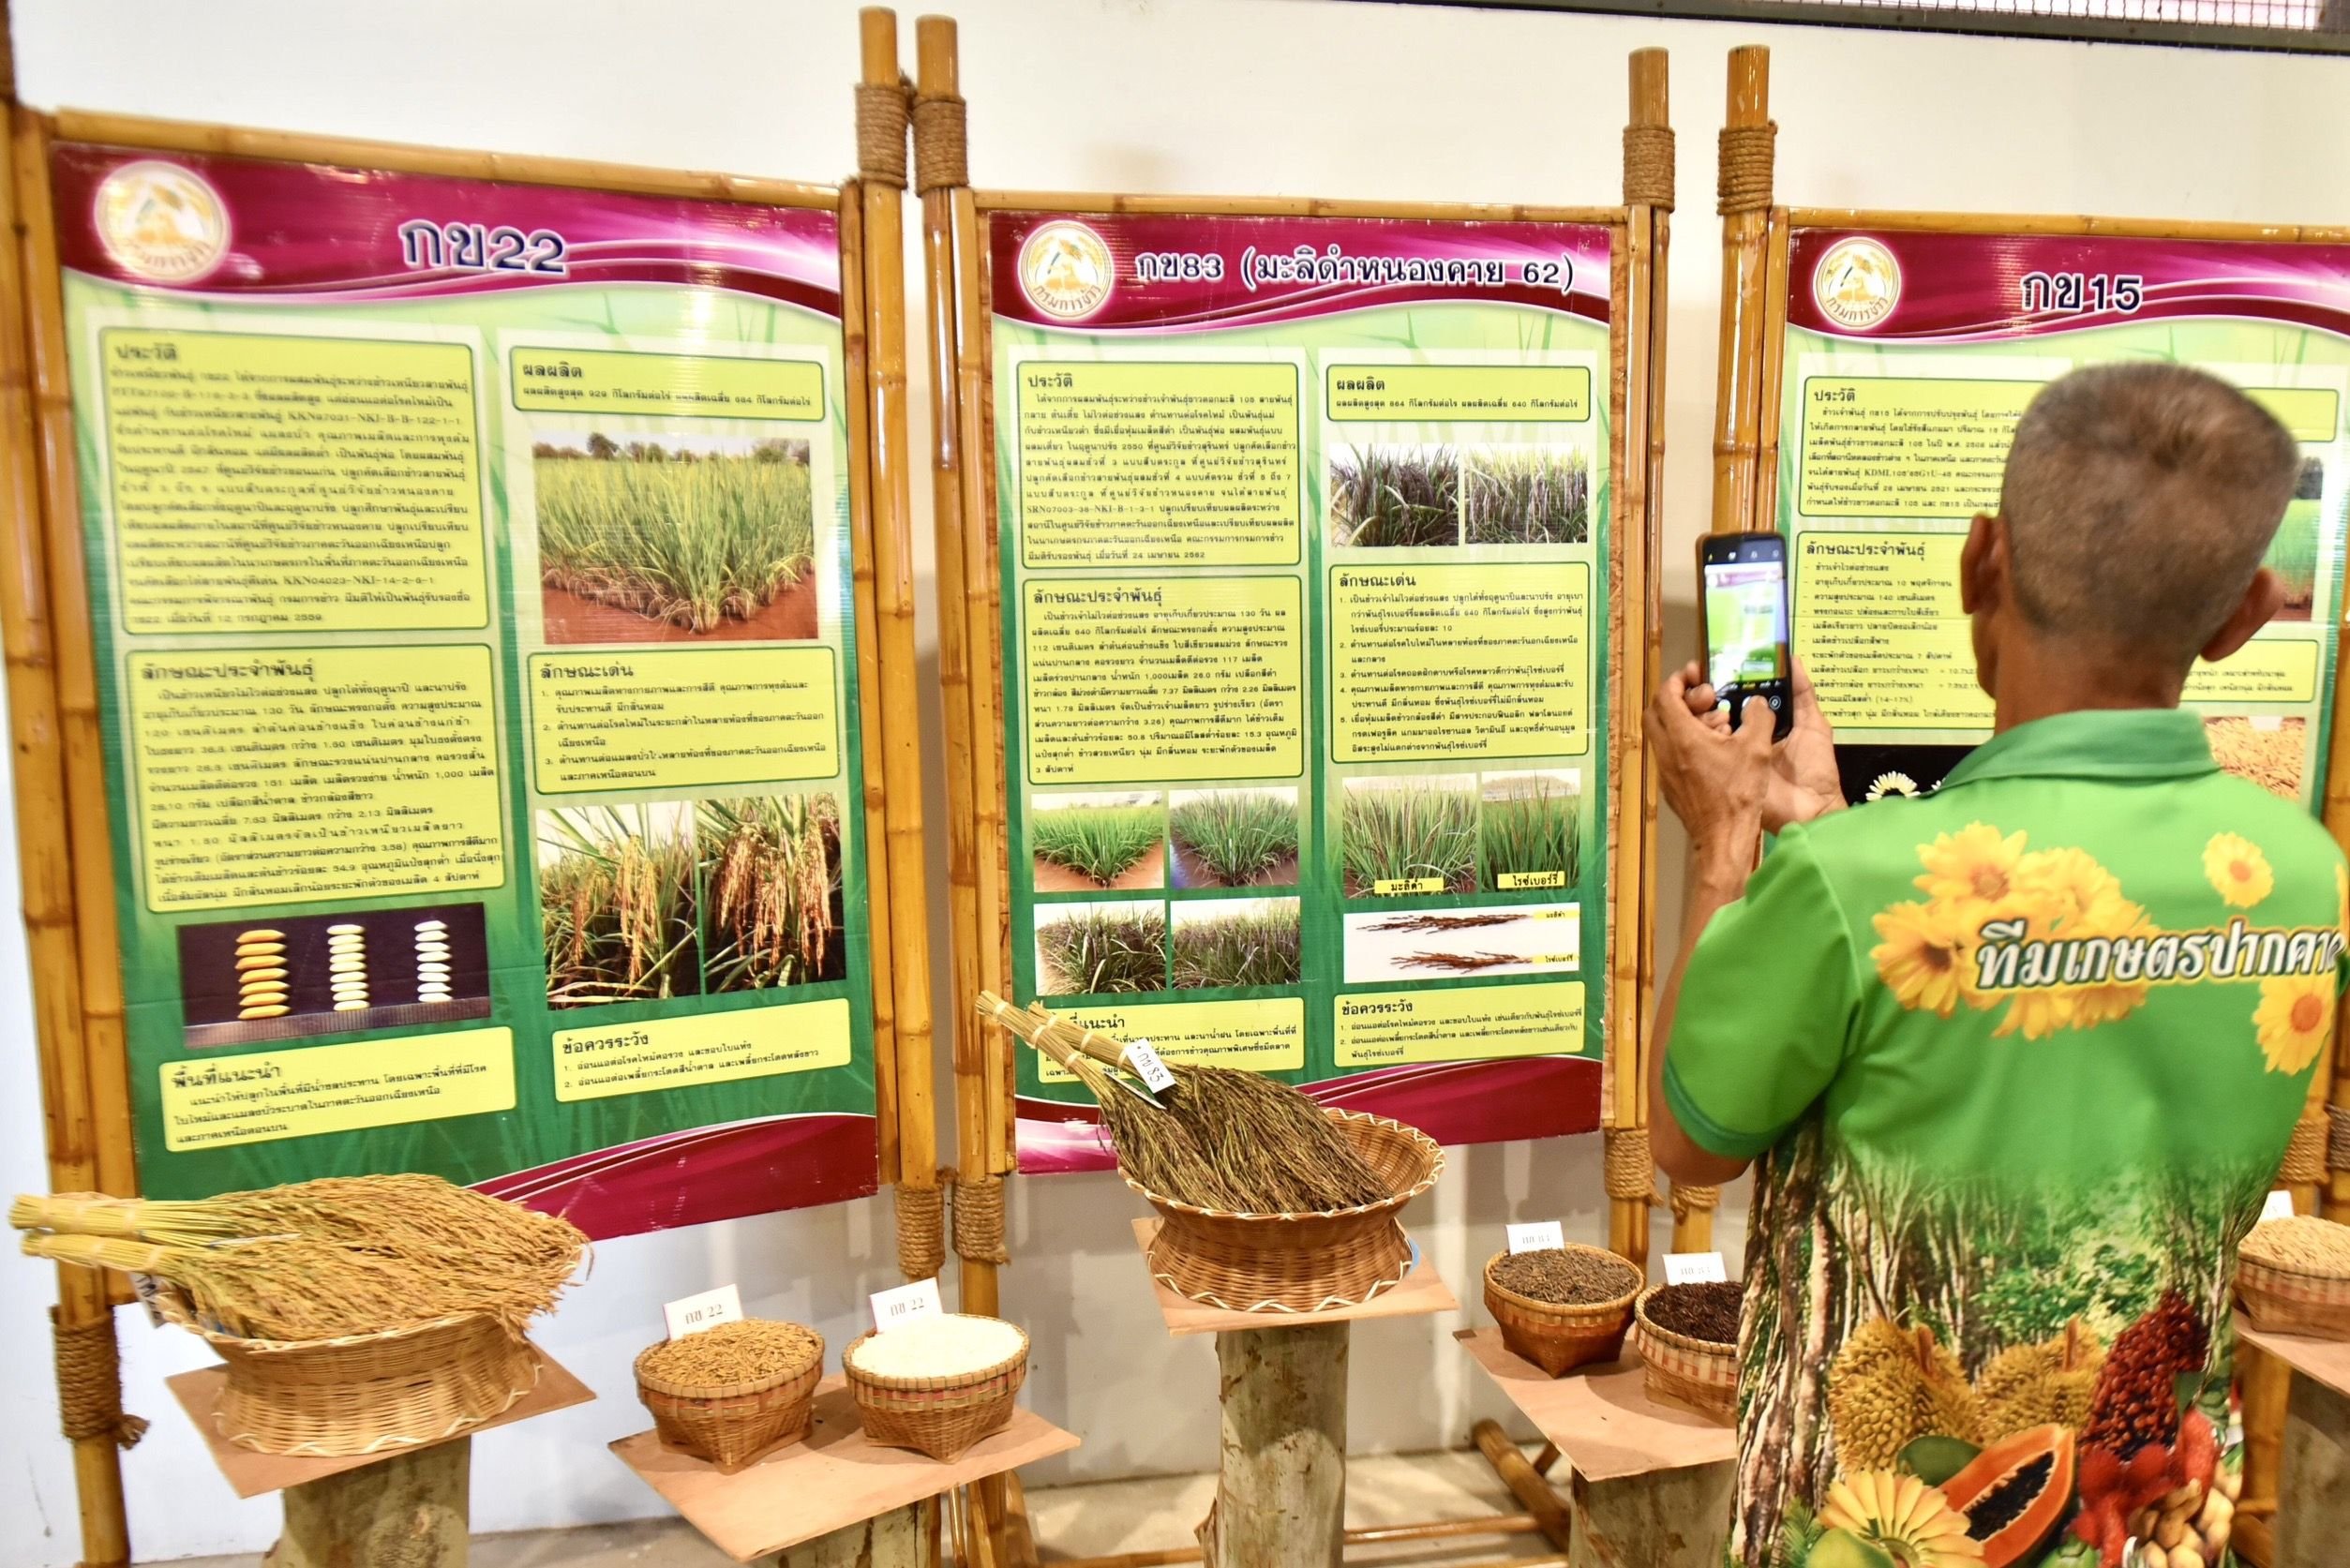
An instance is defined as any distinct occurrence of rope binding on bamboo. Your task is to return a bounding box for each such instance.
[52,1308,146,1450]
[1603,1126,1659,1205]
[1716,122,1776,217]
[2281,1110,2328,1186]
[2328,1102,2350,1172]
[950,1172,1010,1265]
[855,75,912,189]
[1669,1180,1720,1219]
[912,84,967,196]
[895,1176,945,1281]
[1623,124,1675,213]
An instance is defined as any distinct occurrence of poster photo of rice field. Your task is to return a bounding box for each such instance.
[1030,791,1165,891]
[533,431,819,645]
[540,802,701,1008]
[1461,446,1591,545]
[698,794,846,993]
[1340,774,1478,897]
[1478,770,1581,891]
[2205,714,2308,801]
[1034,900,1167,996]
[1326,443,1460,547]
[1341,900,1581,984]
[1171,898,1303,991]
[2264,456,2328,622]
[1168,787,1300,889]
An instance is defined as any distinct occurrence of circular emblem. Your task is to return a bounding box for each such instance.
[1813,236,1901,332]
[95,160,229,284]
[1018,221,1114,321]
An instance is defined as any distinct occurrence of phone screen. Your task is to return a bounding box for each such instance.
[1702,557,1790,694]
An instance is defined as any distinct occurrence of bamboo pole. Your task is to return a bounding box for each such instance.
[1747,209,1794,539]
[1778,204,2350,244]
[858,7,940,1218]
[973,241,1015,1173]
[8,97,135,1568]
[1470,1419,1574,1552]
[2319,508,2350,1229]
[1710,47,1772,539]
[970,189,1617,224]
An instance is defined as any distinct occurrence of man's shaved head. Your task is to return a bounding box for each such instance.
[1998,364,2301,667]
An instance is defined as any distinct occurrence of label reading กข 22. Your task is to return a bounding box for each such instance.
[663,1282,745,1340]
[871,1277,944,1332]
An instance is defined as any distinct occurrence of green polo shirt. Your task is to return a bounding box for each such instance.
[1666,709,2344,1568]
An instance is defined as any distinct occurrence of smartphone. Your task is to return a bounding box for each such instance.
[1698,531,1794,742]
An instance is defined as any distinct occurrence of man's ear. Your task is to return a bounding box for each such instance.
[2201,566,2285,664]
[1959,513,2003,616]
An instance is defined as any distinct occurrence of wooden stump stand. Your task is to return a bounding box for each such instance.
[2240,1318,2350,1568]
[1200,1322,1350,1568]
[264,1439,470,1568]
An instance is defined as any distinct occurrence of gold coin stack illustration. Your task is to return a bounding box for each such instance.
[329,922,369,1012]
[414,918,452,1006]
[234,929,288,1020]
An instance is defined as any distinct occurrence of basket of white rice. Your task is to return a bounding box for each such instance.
[843,1313,1028,1461]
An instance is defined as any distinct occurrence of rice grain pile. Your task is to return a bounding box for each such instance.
[847,1315,1025,1379]
[1491,1247,1640,1306]
[638,1321,819,1388]
[2206,716,2305,800]
[2242,1214,2350,1277]
[1644,1280,1743,1344]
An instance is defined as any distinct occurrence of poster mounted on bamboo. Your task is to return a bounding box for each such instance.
[1766,218,2350,812]
[981,204,1632,1172]
[35,125,890,1237]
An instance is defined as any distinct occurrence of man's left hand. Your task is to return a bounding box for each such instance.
[1647,661,1774,879]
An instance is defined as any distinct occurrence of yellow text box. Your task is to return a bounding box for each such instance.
[511,348,824,420]
[2247,387,2342,443]
[1036,998,1306,1083]
[2186,637,2322,705]
[129,646,504,912]
[1325,364,1591,423]
[1799,377,2041,518]
[1015,360,1301,568]
[1794,532,1990,732]
[1023,576,1304,785]
[528,648,840,793]
[1333,982,1585,1068]
[99,328,487,634]
[553,1000,851,1101]
[159,1028,514,1151]
[1331,561,1590,762]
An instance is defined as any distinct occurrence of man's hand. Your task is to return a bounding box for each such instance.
[1671,658,1845,833]
[1647,661,1774,880]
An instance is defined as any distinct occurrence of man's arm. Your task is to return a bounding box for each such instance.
[1649,849,1761,1187]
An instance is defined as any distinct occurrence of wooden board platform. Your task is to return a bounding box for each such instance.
[1130,1217,1456,1336]
[2239,1314,2350,1400]
[166,1346,593,1500]
[1456,1327,1736,1484]
[610,1377,1079,1562]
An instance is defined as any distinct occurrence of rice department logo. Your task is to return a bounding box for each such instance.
[1018,221,1114,320]
[95,160,229,283]
[1813,236,1901,332]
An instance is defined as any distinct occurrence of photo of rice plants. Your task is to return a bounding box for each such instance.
[698,794,846,993]
[1478,770,1581,890]
[1173,898,1303,990]
[540,802,700,1008]
[1034,901,1167,996]
[2206,714,2307,801]
[1169,787,1300,889]
[1341,902,1581,983]
[535,432,817,644]
[2265,456,2327,622]
[1030,791,1165,891]
[1327,443,1460,548]
[1340,774,1478,898]
[1463,446,1591,545]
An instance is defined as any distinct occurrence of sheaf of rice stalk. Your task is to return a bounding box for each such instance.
[1031,803,1164,885]
[1465,447,1590,545]
[1340,780,1477,896]
[1169,791,1298,888]
[540,804,700,1008]
[1172,902,1303,990]
[535,442,814,633]
[1328,445,1460,548]
[701,794,844,993]
[1036,904,1167,995]
[1478,775,1581,886]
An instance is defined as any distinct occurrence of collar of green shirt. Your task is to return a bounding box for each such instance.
[1937,707,2218,791]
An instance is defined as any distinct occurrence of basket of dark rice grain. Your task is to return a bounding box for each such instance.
[2237,1214,2350,1339]
[636,1320,826,1471]
[1634,1281,1742,1423]
[978,994,1442,1312]
[1483,1245,1642,1377]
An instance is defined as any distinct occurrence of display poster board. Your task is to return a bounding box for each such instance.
[1773,224,2350,810]
[984,211,1622,1172]
[48,140,880,1235]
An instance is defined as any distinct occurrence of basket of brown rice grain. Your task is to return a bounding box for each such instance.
[636,1321,825,1471]
[2238,1214,2350,1339]
[844,1314,1028,1461]
[1484,1245,1643,1378]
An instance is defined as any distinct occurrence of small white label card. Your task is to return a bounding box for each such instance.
[129,1271,166,1328]
[1124,1037,1176,1094]
[663,1282,744,1340]
[1664,1251,1729,1285]
[1506,1220,1565,1254]
[2262,1188,2298,1223]
[871,1276,944,1331]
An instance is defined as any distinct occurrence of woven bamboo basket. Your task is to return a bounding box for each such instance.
[1483,1247,1641,1378]
[2237,1256,2350,1338]
[1128,1111,1443,1313]
[635,1328,825,1472]
[1634,1287,1739,1423]
[844,1320,1028,1461]
[159,1286,538,1456]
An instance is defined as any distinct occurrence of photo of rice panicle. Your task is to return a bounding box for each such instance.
[1327,444,1461,548]
[539,803,700,1008]
[1463,446,1590,545]
[698,794,846,993]
[1172,898,1303,991]
[1035,901,1167,996]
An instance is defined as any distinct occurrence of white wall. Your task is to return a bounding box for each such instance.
[7,1,2350,1561]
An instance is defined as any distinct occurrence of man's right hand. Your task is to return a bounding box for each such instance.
[1674,657,1845,834]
